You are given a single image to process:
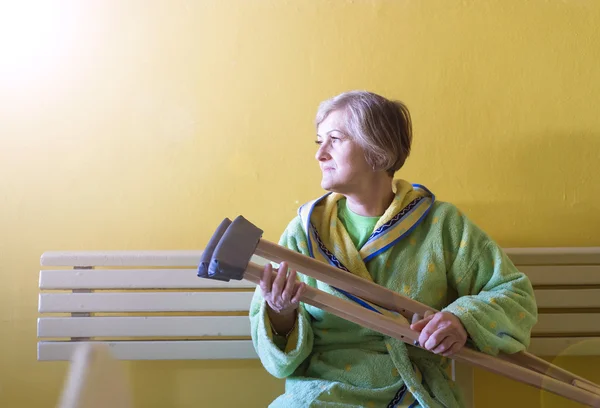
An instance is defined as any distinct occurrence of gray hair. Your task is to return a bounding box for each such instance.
[315,90,413,176]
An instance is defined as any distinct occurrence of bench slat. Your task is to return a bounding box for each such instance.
[40,251,268,267]
[521,265,600,286]
[37,337,600,360]
[41,251,203,267]
[37,340,258,361]
[533,313,600,335]
[534,288,600,309]
[37,316,250,338]
[528,337,600,357]
[505,247,600,266]
[39,269,256,290]
[38,292,255,313]
[41,249,600,267]
[38,313,599,339]
[39,265,600,290]
[38,289,600,313]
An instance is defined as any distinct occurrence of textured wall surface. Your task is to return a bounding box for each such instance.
[1,1,599,406]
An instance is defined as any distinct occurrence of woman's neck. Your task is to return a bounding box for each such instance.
[344,176,395,217]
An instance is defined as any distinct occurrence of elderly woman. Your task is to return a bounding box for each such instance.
[249,91,537,407]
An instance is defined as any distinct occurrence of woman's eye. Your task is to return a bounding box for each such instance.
[315,140,322,145]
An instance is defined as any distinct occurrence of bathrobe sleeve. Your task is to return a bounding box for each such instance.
[439,205,539,356]
[249,217,315,378]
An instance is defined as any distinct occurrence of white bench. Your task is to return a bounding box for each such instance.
[38,251,264,361]
[37,247,600,405]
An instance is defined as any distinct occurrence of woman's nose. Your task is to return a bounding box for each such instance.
[315,143,330,161]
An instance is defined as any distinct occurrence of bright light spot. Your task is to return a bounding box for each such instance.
[0,1,75,84]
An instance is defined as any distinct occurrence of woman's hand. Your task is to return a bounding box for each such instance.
[260,261,306,335]
[410,311,468,357]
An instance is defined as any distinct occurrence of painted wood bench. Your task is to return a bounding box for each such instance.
[38,247,600,405]
[38,251,265,361]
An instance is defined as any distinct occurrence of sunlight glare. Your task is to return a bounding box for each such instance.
[0,1,75,84]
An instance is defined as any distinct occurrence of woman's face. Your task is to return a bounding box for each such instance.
[315,109,373,194]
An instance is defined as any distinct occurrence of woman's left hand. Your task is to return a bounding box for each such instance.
[410,311,468,357]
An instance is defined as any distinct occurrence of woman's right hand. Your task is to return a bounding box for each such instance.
[260,261,306,335]
[260,261,306,315]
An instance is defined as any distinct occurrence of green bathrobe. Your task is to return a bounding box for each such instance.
[249,180,538,408]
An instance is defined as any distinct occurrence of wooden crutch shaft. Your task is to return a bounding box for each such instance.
[573,380,600,397]
[258,241,550,365]
[254,240,600,403]
[58,343,132,408]
[454,347,600,407]
[499,351,600,393]
[255,240,434,320]
[256,240,594,385]
[245,262,600,407]
[245,263,421,343]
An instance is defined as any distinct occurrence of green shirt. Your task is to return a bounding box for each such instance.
[337,198,381,249]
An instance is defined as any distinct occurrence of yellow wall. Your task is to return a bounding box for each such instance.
[1,1,599,407]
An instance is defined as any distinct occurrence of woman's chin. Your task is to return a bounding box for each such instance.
[321,181,342,194]
[320,178,334,191]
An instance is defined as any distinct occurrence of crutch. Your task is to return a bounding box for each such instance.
[198,216,600,407]
[56,343,132,408]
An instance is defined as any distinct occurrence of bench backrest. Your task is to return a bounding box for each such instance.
[37,247,600,361]
[507,247,600,356]
[38,251,261,361]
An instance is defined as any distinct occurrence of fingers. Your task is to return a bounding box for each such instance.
[260,261,305,314]
[271,261,289,299]
[442,341,464,357]
[291,282,306,304]
[413,312,467,356]
[281,268,297,302]
[410,312,435,332]
[422,324,447,351]
[432,336,457,355]
[411,313,422,325]
[260,263,273,296]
